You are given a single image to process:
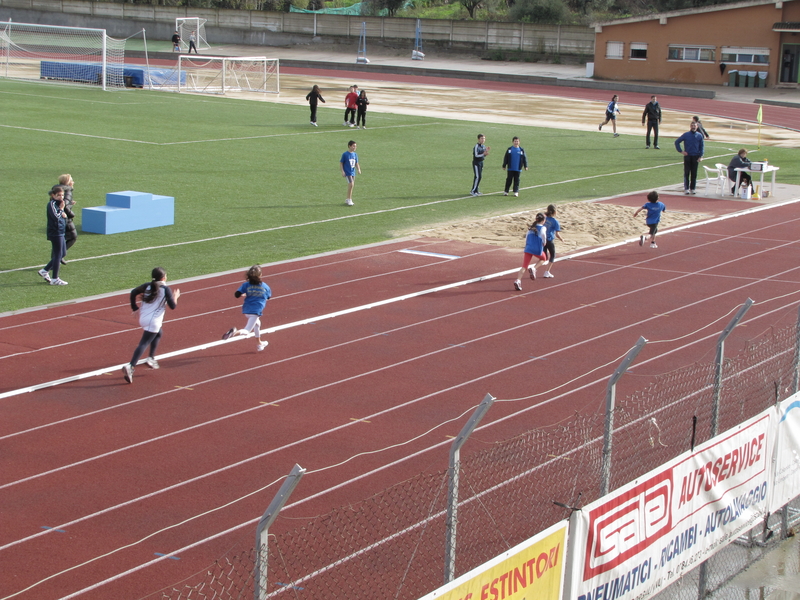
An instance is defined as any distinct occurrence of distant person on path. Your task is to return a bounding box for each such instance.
[599,94,621,137]
[222,265,272,352]
[674,121,705,194]
[171,31,181,52]
[58,174,77,263]
[344,85,358,127]
[502,136,528,197]
[38,185,68,286]
[542,204,565,279]
[355,90,369,129]
[123,267,180,384]
[340,140,361,206]
[728,148,753,195]
[470,134,490,196]
[513,213,548,291]
[693,116,710,140]
[633,191,666,249]
[306,85,325,126]
[188,30,198,54]
[642,95,661,149]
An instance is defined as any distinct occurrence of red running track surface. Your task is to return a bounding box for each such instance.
[2,197,800,599]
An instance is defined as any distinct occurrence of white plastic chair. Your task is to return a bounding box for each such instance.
[714,163,733,196]
[703,165,727,196]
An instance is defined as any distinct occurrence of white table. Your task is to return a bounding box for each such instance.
[734,165,779,198]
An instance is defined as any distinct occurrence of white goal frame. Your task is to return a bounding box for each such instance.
[175,17,210,53]
[173,56,279,95]
[0,20,125,90]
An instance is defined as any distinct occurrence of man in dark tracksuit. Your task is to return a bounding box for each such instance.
[642,95,662,149]
[470,134,489,196]
[674,121,705,194]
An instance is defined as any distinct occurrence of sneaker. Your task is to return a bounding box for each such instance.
[514,280,522,291]
[38,268,51,283]
[651,243,658,249]
[60,258,67,265]
[145,357,160,369]
[469,191,478,196]
[474,192,482,196]
[690,189,696,195]
[50,278,68,286]
[613,133,620,137]
[362,126,367,129]
[599,124,602,131]
[543,271,554,278]
[528,266,536,280]
[655,145,660,149]
[639,235,644,246]
[257,341,269,352]
[343,121,348,127]
[684,189,691,195]
[222,327,235,340]
[503,192,508,196]
[346,199,354,206]
[646,145,650,149]
[514,192,519,197]
[122,364,133,383]
[311,122,317,127]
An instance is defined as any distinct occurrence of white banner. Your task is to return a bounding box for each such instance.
[565,409,775,600]
[769,392,800,511]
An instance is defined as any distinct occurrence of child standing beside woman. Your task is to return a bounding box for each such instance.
[222,265,272,352]
[355,90,369,129]
[513,213,548,291]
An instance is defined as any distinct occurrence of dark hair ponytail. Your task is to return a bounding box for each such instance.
[143,267,166,303]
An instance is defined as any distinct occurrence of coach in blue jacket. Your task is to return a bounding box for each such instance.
[674,121,705,195]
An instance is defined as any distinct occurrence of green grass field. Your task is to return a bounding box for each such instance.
[2,78,798,313]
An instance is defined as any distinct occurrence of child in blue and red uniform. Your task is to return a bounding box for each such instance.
[222,265,272,352]
[514,213,548,291]
[633,191,666,249]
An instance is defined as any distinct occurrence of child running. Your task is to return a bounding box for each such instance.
[542,204,566,278]
[633,191,666,249]
[599,94,622,137]
[514,213,548,291]
[222,265,272,352]
[123,267,180,383]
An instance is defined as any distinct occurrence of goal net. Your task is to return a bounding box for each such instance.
[175,17,210,53]
[150,56,279,95]
[0,21,126,89]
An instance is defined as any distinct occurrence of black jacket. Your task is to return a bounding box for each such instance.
[642,101,661,123]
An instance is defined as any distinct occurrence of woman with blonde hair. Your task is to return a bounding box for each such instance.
[57,174,77,262]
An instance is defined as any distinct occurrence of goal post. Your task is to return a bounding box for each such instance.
[0,21,126,89]
[168,56,279,95]
[175,17,210,52]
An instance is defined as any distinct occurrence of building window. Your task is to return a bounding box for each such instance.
[630,43,648,59]
[606,41,624,60]
[668,45,715,62]
[721,47,769,64]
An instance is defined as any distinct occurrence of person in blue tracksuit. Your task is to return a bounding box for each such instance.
[674,121,705,194]
[513,213,547,291]
[222,265,272,352]
[470,134,490,196]
[38,185,68,286]
[599,94,622,137]
[502,137,528,197]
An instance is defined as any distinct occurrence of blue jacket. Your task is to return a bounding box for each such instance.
[46,198,66,239]
[502,146,528,172]
[674,130,704,156]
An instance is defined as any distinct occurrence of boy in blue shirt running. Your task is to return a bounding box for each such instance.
[340,140,361,206]
[222,265,272,352]
[502,137,528,197]
[633,191,666,249]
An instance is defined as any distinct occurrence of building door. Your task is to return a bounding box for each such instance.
[780,44,800,83]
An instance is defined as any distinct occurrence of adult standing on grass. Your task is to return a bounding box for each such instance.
[599,94,621,137]
[188,30,198,54]
[633,191,666,249]
[674,121,704,194]
[306,85,325,127]
[542,204,565,279]
[58,174,77,263]
[340,140,361,206]
[513,213,548,291]
[502,136,527,197]
[222,265,272,352]
[355,89,370,129]
[470,133,490,197]
[38,185,68,286]
[123,267,180,384]
[642,95,661,149]
[344,85,358,127]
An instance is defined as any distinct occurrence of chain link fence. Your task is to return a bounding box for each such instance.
[148,305,800,600]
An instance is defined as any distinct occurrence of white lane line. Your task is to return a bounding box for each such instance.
[398,249,461,259]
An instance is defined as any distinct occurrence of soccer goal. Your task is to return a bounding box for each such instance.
[175,17,210,53]
[0,21,125,89]
[163,56,279,95]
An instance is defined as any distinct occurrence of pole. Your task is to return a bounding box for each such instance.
[444,393,494,583]
[141,29,153,91]
[600,337,647,497]
[711,299,753,437]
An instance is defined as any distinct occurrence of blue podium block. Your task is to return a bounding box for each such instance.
[82,191,174,235]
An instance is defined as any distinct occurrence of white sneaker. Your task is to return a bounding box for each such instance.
[651,243,658,249]
[311,122,317,127]
[346,199,354,206]
[543,272,554,278]
[362,126,367,129]
[257,341,269,352]
[528,266,536,280]
[503,192,508,196]
[222,327,236,340]
[514,280,522,291]
[470,192,478,197]
[514,192,519,197]
[122,364,133,383]
[38,269,51,283]
[50,278,68,286]
[343,121,348,127]
[145,357,160,369]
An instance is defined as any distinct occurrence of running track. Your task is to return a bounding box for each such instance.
[2,193,800,599]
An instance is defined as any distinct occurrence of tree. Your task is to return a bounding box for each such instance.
[460,0,483,18]
[508,0,568,22]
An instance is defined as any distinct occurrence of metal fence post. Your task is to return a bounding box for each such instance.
[711,299,753,437]
[444,393,494,583]
[254,464,306,600]
[600,337,647,497]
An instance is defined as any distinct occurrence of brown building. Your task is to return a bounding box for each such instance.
[592,0,800,88]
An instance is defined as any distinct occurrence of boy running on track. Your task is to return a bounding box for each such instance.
[123,267,180,383]
[222,265,272,352]
[633,191,666,249]
[514,213,548,291]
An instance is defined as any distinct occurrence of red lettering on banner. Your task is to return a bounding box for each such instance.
[536,552,549,578]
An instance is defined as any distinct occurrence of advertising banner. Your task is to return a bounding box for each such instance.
[417,521,567,600]
[769,392,800,511]
[565,410,774,600]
